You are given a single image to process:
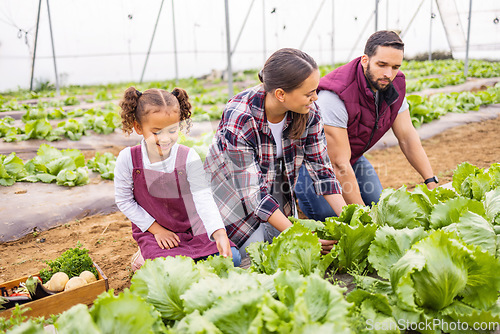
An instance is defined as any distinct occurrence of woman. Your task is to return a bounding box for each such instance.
[204,48,346,258]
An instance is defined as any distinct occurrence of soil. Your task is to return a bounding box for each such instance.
[0,115,499,296]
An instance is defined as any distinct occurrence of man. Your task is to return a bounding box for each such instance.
[295,30,437,221]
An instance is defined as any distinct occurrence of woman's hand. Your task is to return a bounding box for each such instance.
[319,238,338,255]
[148,222,180,249]
[212,229,232,258]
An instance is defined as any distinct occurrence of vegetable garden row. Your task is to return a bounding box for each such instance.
[1,162,500,333]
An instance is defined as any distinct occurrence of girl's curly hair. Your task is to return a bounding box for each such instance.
[119,87,192,135]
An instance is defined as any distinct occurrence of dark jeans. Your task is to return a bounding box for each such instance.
[295,156,383,221]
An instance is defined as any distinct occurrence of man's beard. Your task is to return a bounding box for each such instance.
[366,62,392,91]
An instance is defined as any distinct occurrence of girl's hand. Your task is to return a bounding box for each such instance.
[148,222,180,249]
[319,238,338,255]
[212,229,232,258]
[154,229,180,249]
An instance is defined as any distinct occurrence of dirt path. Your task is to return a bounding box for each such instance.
[0,115,499,294]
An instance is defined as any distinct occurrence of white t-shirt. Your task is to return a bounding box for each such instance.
[317,90,409,128]
[114,141,224,240]
[267,116,286,158]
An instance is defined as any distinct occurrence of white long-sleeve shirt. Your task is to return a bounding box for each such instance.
[114,140,224,240]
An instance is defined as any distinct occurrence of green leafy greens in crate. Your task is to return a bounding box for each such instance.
[39,242,98,283]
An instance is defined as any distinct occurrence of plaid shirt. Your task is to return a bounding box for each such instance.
[203,85,341,247]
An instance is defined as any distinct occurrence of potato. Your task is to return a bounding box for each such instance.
[79,270,97,283]
[64,277,87,291]
[47,272,69,292]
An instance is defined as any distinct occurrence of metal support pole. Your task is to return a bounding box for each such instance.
[464,0,473,77]
[300,0,327,49]
[171,0,179,83]
[347,10,375,60]
[375,0,379,32]
[401,0,425,38]
[386,0,389,29]
[224,0,233,98]
[140,0,165,83]
[231,0,255,55]
[46,0,59,95]
[331,0,335,65]
[262,0,266,63]
[30,0,42,91]
[428,0,433,61]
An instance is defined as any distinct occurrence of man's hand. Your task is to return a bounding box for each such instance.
[319,238,338,255]
[212,229,232,258]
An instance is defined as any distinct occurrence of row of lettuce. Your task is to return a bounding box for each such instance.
[408,82,500,128]
[3,162,499,333]
[0,64,499,143]
[0,81,499,144]
[403,59,500,79]
[0,144,116,187]
[0,133,213,187]
[0,107,121,142]
[1,59,499,116]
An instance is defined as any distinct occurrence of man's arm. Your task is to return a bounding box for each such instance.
[324,125,366,205]
[391,109,437,189]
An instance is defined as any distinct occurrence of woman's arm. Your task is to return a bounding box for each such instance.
[267,209,293,231]
[323,193,348,217]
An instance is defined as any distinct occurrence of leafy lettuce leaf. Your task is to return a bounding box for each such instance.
[390,230,500,313]
[0,153,29,186]
[202,289,269,333]
[130,256,201,321]
[429,196,485,229]
[181,270,266,314]
[390,230,469,311]
[89,289,165,334]
[484,188,500,225]
[274,271,352,333]
[248,223,332,277]
[324,204,378,273]
[347,289,400,334]
[173,310,223,334]
[371,187,426,229]
[450,211,497,256]
[368,226,428,279]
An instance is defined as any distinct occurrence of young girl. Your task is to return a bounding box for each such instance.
[114,87,240,270]
[204,48,347,258]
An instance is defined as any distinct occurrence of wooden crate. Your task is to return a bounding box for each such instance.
[0,262,108,319]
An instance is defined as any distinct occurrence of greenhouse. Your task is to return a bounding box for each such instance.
[1,0,500,333]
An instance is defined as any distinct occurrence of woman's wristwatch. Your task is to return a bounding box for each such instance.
[424,176,439,184]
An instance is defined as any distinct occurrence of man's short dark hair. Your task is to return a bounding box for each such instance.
[364,30,404,57]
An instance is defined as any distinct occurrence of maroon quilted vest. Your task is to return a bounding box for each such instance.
[318,57,406,164]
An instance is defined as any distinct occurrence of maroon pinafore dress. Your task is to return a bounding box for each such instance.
[130,144,224,260]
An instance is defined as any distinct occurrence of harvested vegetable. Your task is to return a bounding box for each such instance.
[46,272,69,292]
[25,275,56,300]
[79,270,97,283]
[0,295,32,310]
[64,277,87,291]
